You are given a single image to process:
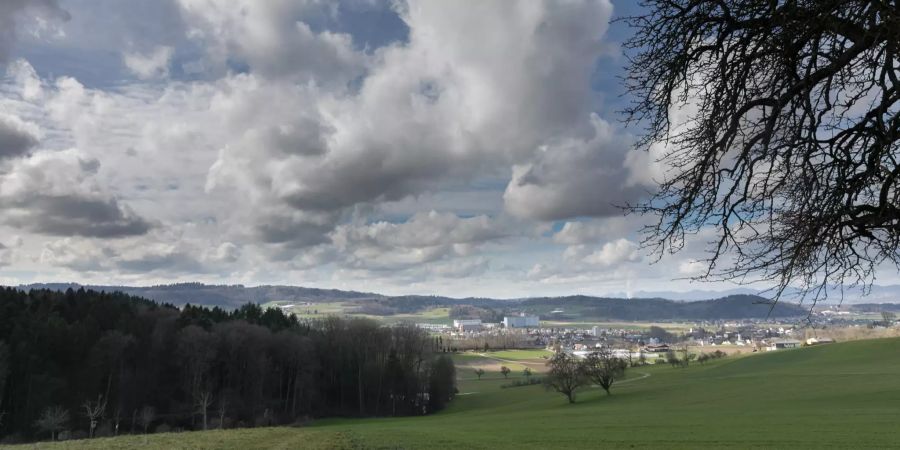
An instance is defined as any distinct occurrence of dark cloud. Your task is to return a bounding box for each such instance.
[0,151,153,238]
[0,115,39,159]
[4,194,152,237]
[254,212,336,247]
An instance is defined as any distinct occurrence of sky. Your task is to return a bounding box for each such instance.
[0,0,892,298]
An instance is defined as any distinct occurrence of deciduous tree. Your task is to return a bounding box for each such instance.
[624,0,900,304]
[582,349,628,396]
[544,353,586,404]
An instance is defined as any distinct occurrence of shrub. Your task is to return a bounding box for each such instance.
[501,378,543,389]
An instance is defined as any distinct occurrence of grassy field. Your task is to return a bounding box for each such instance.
[11,338,900,449]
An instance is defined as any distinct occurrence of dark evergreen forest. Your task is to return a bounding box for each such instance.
[0,287,455,443]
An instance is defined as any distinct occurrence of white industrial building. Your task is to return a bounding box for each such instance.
[503,314,540,328]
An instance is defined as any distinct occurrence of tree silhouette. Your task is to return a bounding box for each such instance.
[624,0,900,304]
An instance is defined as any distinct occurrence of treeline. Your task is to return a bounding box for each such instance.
[0,287,455,443]
[448,305,504,323]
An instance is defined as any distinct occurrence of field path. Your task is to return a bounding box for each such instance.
[616,371,651,385]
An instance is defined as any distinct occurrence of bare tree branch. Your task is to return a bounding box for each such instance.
[623,0,900,305]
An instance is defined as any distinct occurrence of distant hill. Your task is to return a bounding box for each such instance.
[15,283,814,320]
[616,284,900,304]
[522,294,808,320]
[20,282,382,308]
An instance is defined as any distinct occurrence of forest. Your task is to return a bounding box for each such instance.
[0,287,455,443]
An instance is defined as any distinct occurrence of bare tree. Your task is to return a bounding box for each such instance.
[543,352,587,404]
[474,368,485,380]
[623,0,900,305]
[500,366,511,379]
[523,367,533,380]
[582,349,628,396]
[35,405,69,441]
[217,397,228,430]
[82,395,107,438]
[194,390,214,431]
[176,325,217,429]
[138,406,155,434]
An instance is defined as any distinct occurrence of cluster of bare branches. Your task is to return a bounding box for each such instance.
[624,0,900,305]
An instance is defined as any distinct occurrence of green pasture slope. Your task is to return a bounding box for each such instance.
[12,338,900,449]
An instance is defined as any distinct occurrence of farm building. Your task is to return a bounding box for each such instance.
[768,339,802,351]
[805,337,836,346]
[642,344,670,353]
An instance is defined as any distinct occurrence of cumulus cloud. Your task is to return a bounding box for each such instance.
[208,242,240,263]
[0,0,717,296]
[123,46,174,80]
[201,0,616,248]
[582,238,641,266]
[39,231,240,276]
[0,236,23,266]
[331,211,508,271]
[553,217,633,245]
[40,237,112,272]
[177,0,366,84]
[115,242,206,273]
[504,114,648,221]
[0,150,152,238]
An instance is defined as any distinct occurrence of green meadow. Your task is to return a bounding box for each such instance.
[11,338,900,449]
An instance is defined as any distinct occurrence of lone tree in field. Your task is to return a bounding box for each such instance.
[544,352,587,404]
[624,0,900,304]
[523,367,533,380]
[500,366,511,379]
[474,368,485,380]
[582,349,628,396]
[665,350,680,368]
[35,405,69,441]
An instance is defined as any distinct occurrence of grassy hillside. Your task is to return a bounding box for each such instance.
[11,338,900,449]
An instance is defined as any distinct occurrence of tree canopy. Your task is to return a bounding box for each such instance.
[0,287,455,443]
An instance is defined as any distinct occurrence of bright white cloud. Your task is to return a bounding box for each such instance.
[123,46,174,80]
[582,238,641,266]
